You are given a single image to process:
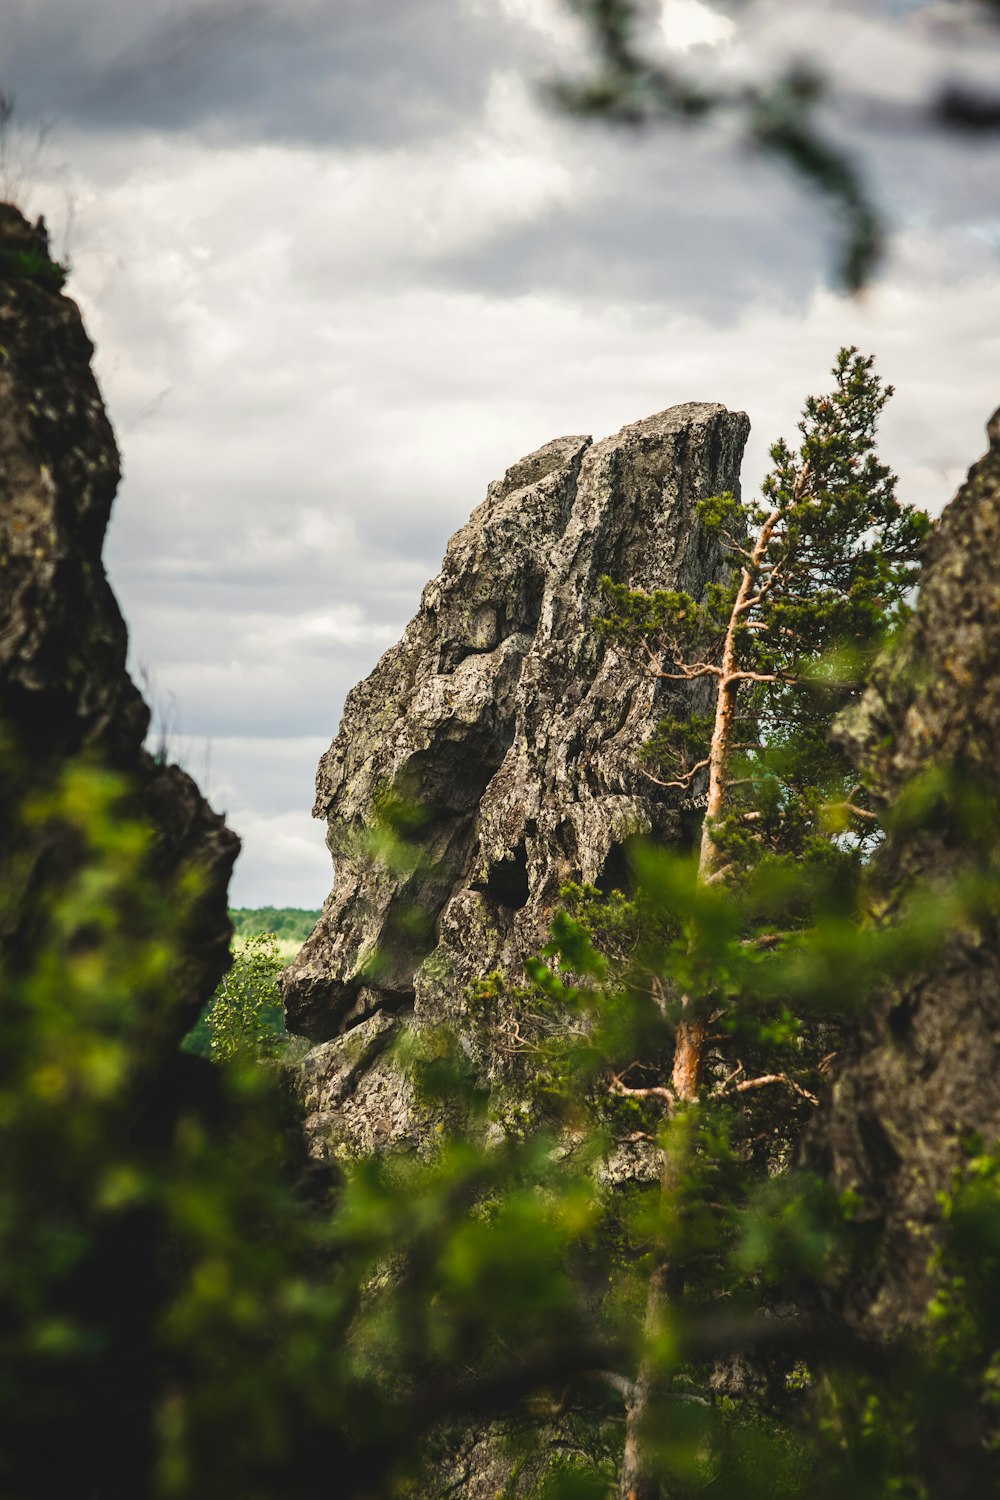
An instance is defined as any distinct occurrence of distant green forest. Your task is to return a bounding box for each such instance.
[230,908,320,941]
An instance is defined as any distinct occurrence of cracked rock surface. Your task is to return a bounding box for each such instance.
[282,402,749,1161]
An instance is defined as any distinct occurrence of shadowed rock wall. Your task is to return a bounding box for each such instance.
[282,402,750,1158]
[0,202,238,1035]
[807,406,1000,1337]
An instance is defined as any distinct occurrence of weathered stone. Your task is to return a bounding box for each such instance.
[806,405,1000,1336]
[282,402,750,1158]
[0,201,241,1500]
[0,201,238,1037]
[296,1011,417,1158]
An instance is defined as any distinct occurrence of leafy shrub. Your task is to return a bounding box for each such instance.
[185,931,286,1062]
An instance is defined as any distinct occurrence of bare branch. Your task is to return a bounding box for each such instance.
[727,670,795,685]
[609,1071,676,1111]
[712,1067,820,1107]
[639,636,662,675]
[649,663,723,681]
[650,975,670,1017]
[719,528,753,558]
[640,757,710,791]
[584,1369,637,1401]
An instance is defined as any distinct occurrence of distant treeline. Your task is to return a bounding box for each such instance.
[230,907,320,941]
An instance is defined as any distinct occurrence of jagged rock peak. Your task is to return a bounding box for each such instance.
[282,401,750,1159]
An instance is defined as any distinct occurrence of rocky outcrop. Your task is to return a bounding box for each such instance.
[0,201,238,1036]
[807,405,1000,1336]
[282,403,750,1158]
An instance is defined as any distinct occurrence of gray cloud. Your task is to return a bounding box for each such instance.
[2,0,546,146]
[5,0,999,906]
[427,134,829,320]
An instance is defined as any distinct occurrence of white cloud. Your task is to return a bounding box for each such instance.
[659,0,737,52]
[225,808,331,909]
[247,608,398,652]
[149,732,332,906]
[468,0,583,53]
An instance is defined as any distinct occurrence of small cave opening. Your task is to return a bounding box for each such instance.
[476,841,530,911]
[597,837,641,898]
[676,800,708,857]
[402,725,517,816]
[858,1112,903,1183]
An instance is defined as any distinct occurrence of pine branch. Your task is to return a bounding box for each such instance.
[640,757,710,791]
[712,1063,820,1107]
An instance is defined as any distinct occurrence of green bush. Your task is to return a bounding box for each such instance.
[184,930,286,1062]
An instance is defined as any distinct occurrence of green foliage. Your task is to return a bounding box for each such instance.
[186,913,320,1062]
[551,0,880,290]
[787,1139,1000,1497]
[186,930,287,1064]
[0,758,623,1500]
[552,1,1000,291]
[3,351,997,1496]
[599,348,928,885]
[229,907,320,942]
[5,761,1000,1497]
[536,1453,617,1498]
[503,821,1000,1495]
[0,243,67,290]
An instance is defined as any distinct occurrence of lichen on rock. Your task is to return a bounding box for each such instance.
[282,401,750,1160]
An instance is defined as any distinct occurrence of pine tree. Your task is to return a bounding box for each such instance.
[599,346,926,1103]
[594,348,928,1497]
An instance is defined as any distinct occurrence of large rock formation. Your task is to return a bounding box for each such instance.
[0,201,238,1036]
[0,201,240,1500]
[282,403,750,1157]
[807,405,1000,1337]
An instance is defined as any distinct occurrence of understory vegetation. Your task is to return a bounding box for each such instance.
[183,909,321,1062]
[182,930,288,1063]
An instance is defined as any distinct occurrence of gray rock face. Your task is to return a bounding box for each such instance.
[282,403,750,1159]
[806,406,1000,1336]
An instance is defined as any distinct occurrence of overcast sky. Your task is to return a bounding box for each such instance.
[4,0,999,906]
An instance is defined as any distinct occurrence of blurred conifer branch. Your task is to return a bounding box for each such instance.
[552,0,1000,291]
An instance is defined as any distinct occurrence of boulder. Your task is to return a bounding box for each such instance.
[0,200,241,1500]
